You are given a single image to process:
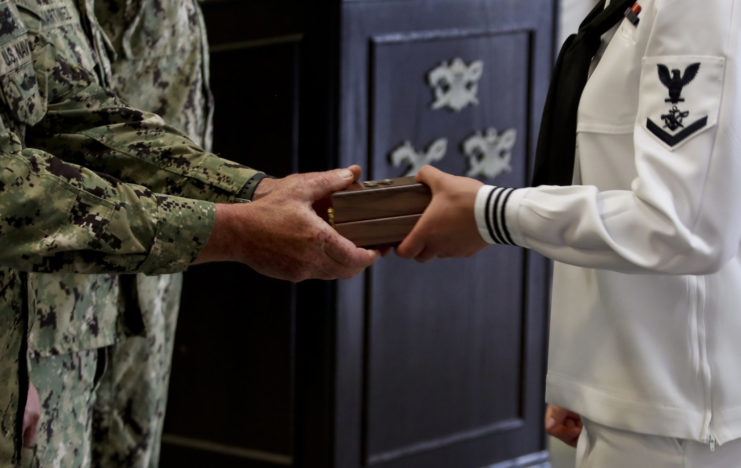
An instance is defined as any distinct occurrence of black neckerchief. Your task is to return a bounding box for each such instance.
[532,0,635,186]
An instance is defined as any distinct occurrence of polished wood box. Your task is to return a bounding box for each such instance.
[330,176,431,247]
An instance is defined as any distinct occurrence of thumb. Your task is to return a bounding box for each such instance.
[304,168,357,200]
[415,165,447,191]
[347,165,363,182]
[545,404,567,425]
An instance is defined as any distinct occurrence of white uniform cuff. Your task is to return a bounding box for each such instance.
[475,186,497,244]
[474,185,524,246]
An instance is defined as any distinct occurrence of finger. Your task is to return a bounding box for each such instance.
[415,246,436,263]
[329,249,379,279]
[396,210,433,259]
[545,405,568,434]
[311,166,362,217]
[396,232,425,259]
[23,384,40,447]
[546,421,581,439]
[415,165,447,191]
[547,423,581,441]
[564,427,583,447]
[23,419,38,447]
[546,404,568,423]
[545,417,560,433]
[346,165,363,181]
[304,168,357,200]
[322,228,380,277]
[377,246,393,257]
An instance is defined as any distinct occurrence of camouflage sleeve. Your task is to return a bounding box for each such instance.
[27,89,266,203]
[0,268,24,464]
[19,2,265,204]
[0,128,215,276]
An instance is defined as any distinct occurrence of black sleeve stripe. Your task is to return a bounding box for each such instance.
[484,187,499,244]
[487,187,516,246]
[491,188,509,245]
[499,188,516,245]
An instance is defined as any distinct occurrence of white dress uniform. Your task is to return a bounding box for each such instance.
[475,0,741,464]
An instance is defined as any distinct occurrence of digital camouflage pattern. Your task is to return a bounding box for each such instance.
[0,0,264,464]
[0,265,24,464]
[91,273,184,467]
[23,349,101,468]
[96,0,214,152]
[92,2,214,466]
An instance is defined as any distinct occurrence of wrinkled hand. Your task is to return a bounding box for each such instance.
[23,383,40,447]
[196,166,380,282]
[397,165,487,262]
[545,404,582,448]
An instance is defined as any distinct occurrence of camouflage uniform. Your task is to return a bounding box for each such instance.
[90,1,215,466]
[0,0,264,465]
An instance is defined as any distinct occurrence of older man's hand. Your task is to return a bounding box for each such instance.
[196,166,379,282]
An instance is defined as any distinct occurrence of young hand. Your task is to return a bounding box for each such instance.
[397,165,488,262]
[545,403,583,447]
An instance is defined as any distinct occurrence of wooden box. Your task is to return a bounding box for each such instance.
[329,176,431,247]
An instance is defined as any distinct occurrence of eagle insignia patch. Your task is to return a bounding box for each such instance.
[646,63,707,147]
[642,57,725,150]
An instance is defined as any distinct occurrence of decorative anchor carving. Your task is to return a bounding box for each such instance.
[462,128,517,180]
[427,58,484,112]
[389,138,448,176]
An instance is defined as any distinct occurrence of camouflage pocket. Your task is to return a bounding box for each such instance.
[27,272,120,356]
[0,0,45,125]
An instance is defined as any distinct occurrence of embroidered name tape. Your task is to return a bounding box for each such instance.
[39,4,74,29]
[0,1,31,76]
[0,35,32,76]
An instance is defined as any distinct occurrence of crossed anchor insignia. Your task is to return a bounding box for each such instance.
[461,128,516,179]
[647,62,707,147]
[388,129,517,181]
[427,58,484,112]
[660,106,689,131]
[389,139,448,176]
